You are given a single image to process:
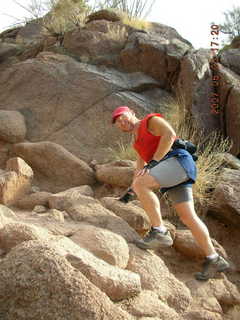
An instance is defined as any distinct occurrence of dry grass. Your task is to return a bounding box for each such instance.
[42,0,90,35]
[193,131,232,208]
[106,24,128,43]
[164,93,197,140]
[120,13,152,30]
[42,0,151,36]
[163,93,232,214]
[108,138,137,161]
[9,0,153,37]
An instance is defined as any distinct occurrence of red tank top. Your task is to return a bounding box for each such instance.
[133,113,163,163]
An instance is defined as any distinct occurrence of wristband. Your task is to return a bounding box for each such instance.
[144,159,159,170]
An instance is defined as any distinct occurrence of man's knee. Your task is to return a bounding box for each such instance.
[178,210,195,226]
[132,174,160,193]
[176,206,201,227]
[132,177,145,193]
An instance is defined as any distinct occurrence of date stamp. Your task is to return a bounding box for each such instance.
[209,24,221,114]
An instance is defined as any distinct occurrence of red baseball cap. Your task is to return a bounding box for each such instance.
[112,106,131,124]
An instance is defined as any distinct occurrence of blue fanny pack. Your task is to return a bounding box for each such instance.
[160,148,197,194]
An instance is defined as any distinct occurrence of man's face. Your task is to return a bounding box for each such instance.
[114,111,134,132]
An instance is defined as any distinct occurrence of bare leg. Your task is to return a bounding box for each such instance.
[132,174,163,227]
[173,200,216,256]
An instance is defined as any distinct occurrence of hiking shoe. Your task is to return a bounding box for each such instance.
[195,255,230,281]
[135,227,173,250]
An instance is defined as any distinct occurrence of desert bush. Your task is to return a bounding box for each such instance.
[108,138,137,161]
[119,11,151,30]
[42,0,90,35]
[7,0,90,36]
[7,0,153,37]
[106,24,128,43]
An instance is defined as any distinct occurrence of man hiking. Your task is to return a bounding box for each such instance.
[112,105,230,281]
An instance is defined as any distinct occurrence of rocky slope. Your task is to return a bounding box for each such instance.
[0,9,240,320]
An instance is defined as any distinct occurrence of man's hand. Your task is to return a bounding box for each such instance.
[119,188,135,203]
[136,160,159,176]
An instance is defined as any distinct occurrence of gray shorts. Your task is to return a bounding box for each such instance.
[149,157,193,204]
[166,185,193,204]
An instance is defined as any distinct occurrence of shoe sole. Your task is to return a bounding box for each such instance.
[195,264,231,281]
[134,239,173,250]
[218,264,231,272]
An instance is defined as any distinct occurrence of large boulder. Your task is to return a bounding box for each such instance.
[0,110,26,143]
[183,297,223,320]
[218,64,240,155]
[15,21,45,45]
[67,250,141,301]
[120,31,191,89]
[176,49,221,134]
[32,235,141,302]
[101,196,150,232]
[0,27,22,42]
[186,276,240,313]
[86,9,121,23]
[63,20,128,67]
[0,241,133,319]
[209,168,240,225]
[64,195,141,242]
[14,207,81,237]
[0,222,141,302]
[219,49,240,76]
[0,51,165,163]
[230,36,240,49]
[0,205,17,229]
[6,156,33,178]
[0,222,51,252]
[148,22,193,47]
[174,229,227,260]
[16,191,52,210]
[0,157,33,205]
[127,244,192,313]
[13,141,96,192]
[0,42,21,63]
[0,172,21,205]
[70,223,129,268]
[118,290,182,319]
[95,160,134,187]
[48,208,65,223]
[0,141,10,169]
[18,42,44,61]
[48,185,94,210]
[55,193,112,221]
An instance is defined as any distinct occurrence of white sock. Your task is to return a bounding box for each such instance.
[153,225,167,234]
[207,253,219,260]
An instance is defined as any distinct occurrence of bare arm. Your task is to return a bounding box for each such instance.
[119,153,145,202]
[132,153,146,181]
[136,153,146,172]
[148,116,176,161]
